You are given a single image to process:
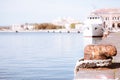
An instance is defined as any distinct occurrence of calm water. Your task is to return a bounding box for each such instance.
[0,32,101,80]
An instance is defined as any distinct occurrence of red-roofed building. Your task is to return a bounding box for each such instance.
[92,8,120,32]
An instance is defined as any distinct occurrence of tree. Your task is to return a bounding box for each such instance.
[70,23,75,29]
[34,23,62,30]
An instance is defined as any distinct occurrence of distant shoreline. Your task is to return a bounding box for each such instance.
[0,29,82,33]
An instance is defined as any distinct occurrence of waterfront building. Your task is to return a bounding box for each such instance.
[24,23,35,30]
[12,23,35,31]
[75,23,83,31]
[12,24,23,31]
[52,17,81,29]
[92,8,120,32]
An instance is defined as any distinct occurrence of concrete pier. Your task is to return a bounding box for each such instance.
[74,32,120,80]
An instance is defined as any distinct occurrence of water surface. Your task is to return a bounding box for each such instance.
[0,32,86,80]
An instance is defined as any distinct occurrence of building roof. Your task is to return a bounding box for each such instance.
[92,8,120,14]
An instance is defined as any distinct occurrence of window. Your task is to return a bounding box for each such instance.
[105,17,109,20]
[112,23,115,28]
[117,17,119,20]
[117,23,120,28]
[87,27,89,30]
[112,17,117,20]
[112,17,115,20]
[112,17,114,20]
[95,27,97,30]
[105,17,107,20]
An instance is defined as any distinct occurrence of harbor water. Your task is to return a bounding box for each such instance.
[0,32,101,80]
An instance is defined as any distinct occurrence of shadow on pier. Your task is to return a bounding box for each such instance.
[108,62,120,69]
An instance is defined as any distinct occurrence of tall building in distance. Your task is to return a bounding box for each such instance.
[92,8,120,32]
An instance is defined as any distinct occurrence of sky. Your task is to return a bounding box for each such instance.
[0,0,120,26]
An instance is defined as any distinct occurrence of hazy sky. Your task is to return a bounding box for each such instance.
[0,0,120,26]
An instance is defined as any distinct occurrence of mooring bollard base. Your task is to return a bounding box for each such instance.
[74,58,112,74]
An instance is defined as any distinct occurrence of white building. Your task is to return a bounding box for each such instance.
[75,23,83,30]
[12,24,23,31]
[92,8,120,32]
[12,24,35,31]
[52,17,80,29]
[24,24,35,30]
